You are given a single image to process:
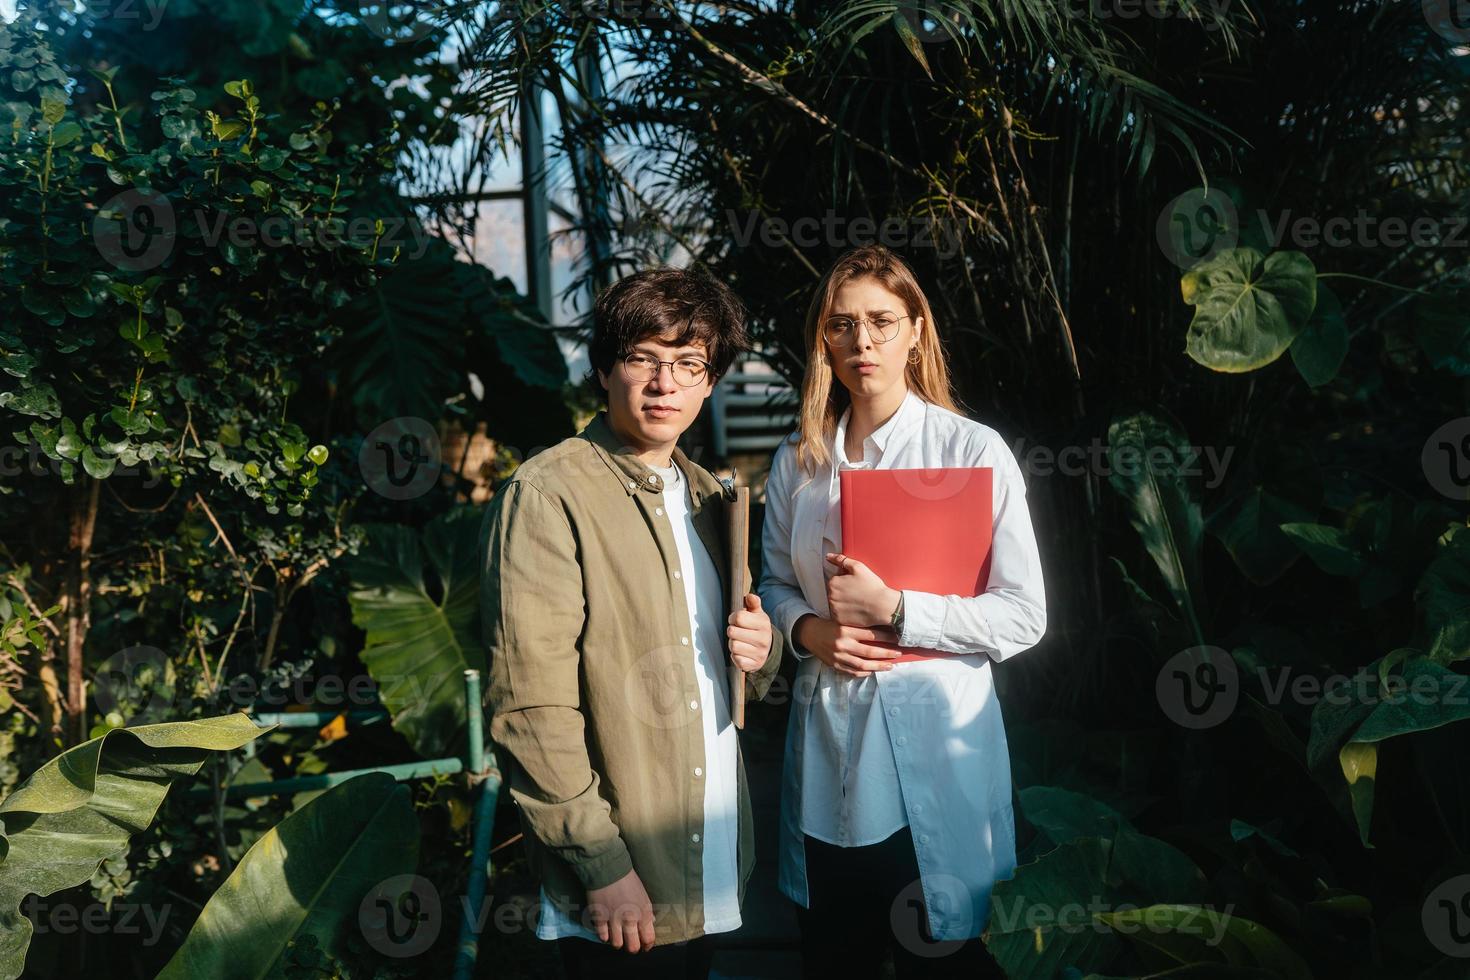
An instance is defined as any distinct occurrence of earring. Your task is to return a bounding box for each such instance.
[907,346,921,364]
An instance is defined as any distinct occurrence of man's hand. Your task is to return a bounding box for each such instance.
[585,868,656,953]
[727,592,772,673]
[825,552,902,627]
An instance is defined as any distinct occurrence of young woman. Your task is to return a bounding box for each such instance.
[757,246,1046,979]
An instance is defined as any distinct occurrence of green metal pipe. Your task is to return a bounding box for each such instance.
[187,757,465,799]
[454,668,496,980]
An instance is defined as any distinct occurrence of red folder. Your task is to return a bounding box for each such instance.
[838,467,993,662]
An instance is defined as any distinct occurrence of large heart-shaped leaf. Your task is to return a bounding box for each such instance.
[1416,524,1470,664]
[156,772,417,979]
[1106,412,1206,644]
[0,714,267,980]
[347,507,484,759]
[1181,247,1317,373]
[1094,905,1311,980]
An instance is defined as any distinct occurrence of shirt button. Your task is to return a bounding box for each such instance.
[919,834,930,845]
[689,699,699,711]
[694,767,703,777]
[628,481,636,489]
[691,833,701,843]
[656,507,664,516]
[674,571,682,580]
[681,636,689,645]
[896,736,907,746]
[912,804,923,814]
[889,707,899,717]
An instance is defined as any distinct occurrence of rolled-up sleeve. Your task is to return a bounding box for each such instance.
[898,438,1047,661]
[758,444,820,661]
[482,479,633,892]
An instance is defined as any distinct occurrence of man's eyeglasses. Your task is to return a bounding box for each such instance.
[822,314,912,346]
[621,351,711,387]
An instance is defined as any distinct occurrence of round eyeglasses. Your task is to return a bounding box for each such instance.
[621,351,711,387]
[822,313,912,347]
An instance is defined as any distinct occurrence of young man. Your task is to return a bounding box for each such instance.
[481,268,782,980]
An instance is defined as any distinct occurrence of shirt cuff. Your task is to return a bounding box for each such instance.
[897,588,945,650]
[777,597,820,661]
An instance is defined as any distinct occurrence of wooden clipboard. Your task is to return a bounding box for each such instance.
[726,484,750,729]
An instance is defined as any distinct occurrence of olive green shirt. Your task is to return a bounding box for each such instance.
[480,411,783,945]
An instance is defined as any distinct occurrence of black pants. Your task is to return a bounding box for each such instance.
[556,933,714,980]
[795,826,1007,980]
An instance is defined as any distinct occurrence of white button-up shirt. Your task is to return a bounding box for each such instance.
[757,389,1047,941]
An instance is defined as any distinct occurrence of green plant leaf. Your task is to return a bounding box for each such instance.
[1289,283,1348,387]
[1094,905,1312,980]
[1181,248,1317,373]
[1106,412,1206,643]
[347,507,484,758]
[0,714,267,979]
[155,772,417,980]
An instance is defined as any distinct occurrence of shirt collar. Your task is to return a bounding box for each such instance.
[579,410,709,498]
[835,388,925,465]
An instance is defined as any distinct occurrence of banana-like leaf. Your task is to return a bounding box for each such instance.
[1094,905,1312,980]
[0,714,267,980]
[1417,524,1470,664]
[1181,247,1316,373]
[1106,412,1206,644]
[347,507,484,759]
[156,772,417,979]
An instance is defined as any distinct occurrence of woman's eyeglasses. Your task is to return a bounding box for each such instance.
[620,351,711,387]
[822,314,911,346]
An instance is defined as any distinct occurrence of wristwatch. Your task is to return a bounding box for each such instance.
[889,591,905,632]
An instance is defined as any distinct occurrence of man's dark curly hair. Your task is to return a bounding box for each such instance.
[585,267,750,399]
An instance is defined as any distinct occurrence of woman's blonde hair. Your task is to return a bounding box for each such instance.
[791,246,962,479]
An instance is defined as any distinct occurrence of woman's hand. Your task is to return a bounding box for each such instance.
[794,613,900,678]
[824,552,902,628]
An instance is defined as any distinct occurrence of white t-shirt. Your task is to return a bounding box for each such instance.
[537,459,743,941]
